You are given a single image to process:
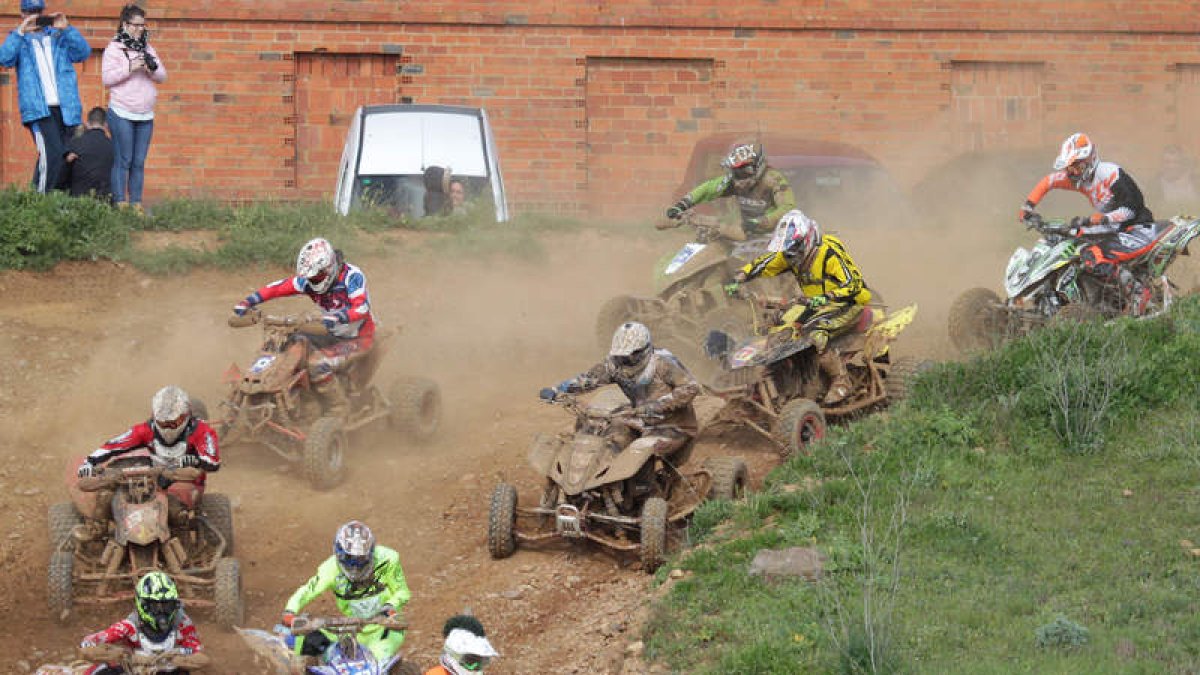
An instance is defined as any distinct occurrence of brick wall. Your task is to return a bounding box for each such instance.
[1,2,1197,218]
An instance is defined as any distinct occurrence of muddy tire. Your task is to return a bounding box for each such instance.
[47,550,74,621]
[1053,302,1101,323]
[213,557,244,629]
[487,483,518,559]
[884,357,933,404]
[704,457,748,501]
[200,493,235,555]
[775,398,827,458]
[389,662,423,675]
[388,377,442,442]
[595,295,638,348]
[304,416,346,490]
[48,502,82,550]
[639,497,669,573]
[948,287,1005,353]
[189,397,209,421]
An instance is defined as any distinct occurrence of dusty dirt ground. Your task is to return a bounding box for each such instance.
[3,214,1172,674]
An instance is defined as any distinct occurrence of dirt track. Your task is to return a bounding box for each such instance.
[0,221,1050,673]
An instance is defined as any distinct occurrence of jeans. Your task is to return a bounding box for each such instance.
[108,108,154,204]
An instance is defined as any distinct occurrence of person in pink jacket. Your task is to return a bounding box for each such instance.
[102,4,165,209]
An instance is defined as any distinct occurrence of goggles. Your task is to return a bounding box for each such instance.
[611,346,650,369]
[337,553,371,570]
[460,654,491,671]
[307,269,330,286]
[732,164,756,179]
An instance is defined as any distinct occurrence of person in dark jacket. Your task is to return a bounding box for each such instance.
[62,106,114,201]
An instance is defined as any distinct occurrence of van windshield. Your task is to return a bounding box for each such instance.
[359,112,490,176]
[353,174,493,220]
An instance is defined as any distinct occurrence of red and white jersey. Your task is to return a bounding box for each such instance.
[1026,161,1154,233]
[252,261,376,346]
[82,610,203,655]
[86,419,219,485]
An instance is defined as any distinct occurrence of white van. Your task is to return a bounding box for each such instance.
[333,104,510,222]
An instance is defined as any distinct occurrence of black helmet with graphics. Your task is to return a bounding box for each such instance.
[722,142,767,190]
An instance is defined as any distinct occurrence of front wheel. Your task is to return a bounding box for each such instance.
[639,497,669,573]
[948,287,1005,353]
[775,398,827,458]
[213,557,244,629]
[703,457,748,501]
[304,416,347,490]
[487,483,518,559]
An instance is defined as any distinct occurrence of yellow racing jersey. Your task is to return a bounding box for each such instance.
[741,235,871,305]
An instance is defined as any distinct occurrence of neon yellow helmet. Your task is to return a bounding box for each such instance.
[135,571,180,636]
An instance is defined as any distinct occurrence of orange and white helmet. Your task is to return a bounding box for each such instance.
[296,237,339,293]
[1053,133,1099,184]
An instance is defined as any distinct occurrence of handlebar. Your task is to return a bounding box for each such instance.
[77,465,202,492]
[227,308,324,331]
[549,394,659,428]
[79,643,211,670]
[290,614,408,635]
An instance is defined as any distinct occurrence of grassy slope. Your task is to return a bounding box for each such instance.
[646,298,1200,674]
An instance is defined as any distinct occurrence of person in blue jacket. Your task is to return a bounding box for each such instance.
[0,0,90,193]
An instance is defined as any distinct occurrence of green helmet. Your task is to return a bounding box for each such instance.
[135,571,180,636]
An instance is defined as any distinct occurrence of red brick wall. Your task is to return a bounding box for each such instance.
[1,2,1197,218]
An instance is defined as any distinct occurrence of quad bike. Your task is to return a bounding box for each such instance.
[949,213,1200,352]
[594,211,784,359]
[487,389,747,572]
[217,309,442,489]
[236,614,421,675]
[703,292,923,457]
[46,449,243,628]
[74,643,211,674]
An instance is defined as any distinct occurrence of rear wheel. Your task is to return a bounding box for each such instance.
[388,377,442,442]
[304,416,346,490]
[704,457,748,501]
[595,295,638,348]
[388,662,423,675]
[213,557,244,629]
[200,493,235,555]
[487,483,518,559]
[884,357,934,404]
[1053,302,1101,323]
[948,287,1005,353]
[775,398,826,458]
[48,502,82,550]
[47,550,74,621]
[639,497,669,573]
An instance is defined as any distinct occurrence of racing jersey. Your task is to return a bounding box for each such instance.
[742,234,871,306]
[82,610,203,655]
[1025,161,1154,236]
[250,261,376,346]
[686,167,795,235]
[558,349,700,435]
[84,419,219,486]
[285,545,411,620]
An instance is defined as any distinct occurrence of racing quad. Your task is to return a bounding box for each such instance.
[47,449,243,628]
[704,293,923,457]
[217,309,442,489]
[76,643,212,674]
[487,389,747,572]
[236,614,421,675]
[949,213,1200,352]
[594,211,784,361]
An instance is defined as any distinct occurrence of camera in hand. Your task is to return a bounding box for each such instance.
[34,14,55,27]
[142,52,159,72]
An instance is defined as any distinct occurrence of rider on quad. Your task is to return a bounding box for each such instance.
[75,385,219,538]
[1018,132,1157,312]
[726,209,872,405]
[424,614,500,675]
[666,142,797,239]
[281,520,411,664]
[79,571,204,674]
[539,321,701,458]
[232,237,375,417]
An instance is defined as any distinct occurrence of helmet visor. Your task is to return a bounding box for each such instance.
[611,345,651,369]
[460,654,491,671]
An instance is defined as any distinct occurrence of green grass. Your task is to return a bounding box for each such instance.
[645,297,1200,674]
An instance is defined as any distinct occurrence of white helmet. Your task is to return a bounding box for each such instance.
[151,385,192,445]
[333,520,376,584]
[772,210,822,265]
[296,238,339,294]
[609,322,653,377]
[441,615,499,675]
[1053,132,1099,185]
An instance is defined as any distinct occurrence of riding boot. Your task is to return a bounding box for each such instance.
[818,349,852,405]
[314,376,350,419]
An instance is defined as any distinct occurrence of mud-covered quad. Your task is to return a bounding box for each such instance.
[236,614,421,675]
[75,643,212,674]
[216,310,442,489]
[704,293,923,457]
[487,389,747,572]
[47,449,243,628]
[594,212,785,359]
[949,213,1200,352]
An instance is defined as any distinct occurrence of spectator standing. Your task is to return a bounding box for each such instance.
[62,106,113,201]
[103,4,166,210]
[0,0,91,193]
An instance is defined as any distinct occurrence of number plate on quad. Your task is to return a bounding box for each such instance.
[664,243,706,275]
